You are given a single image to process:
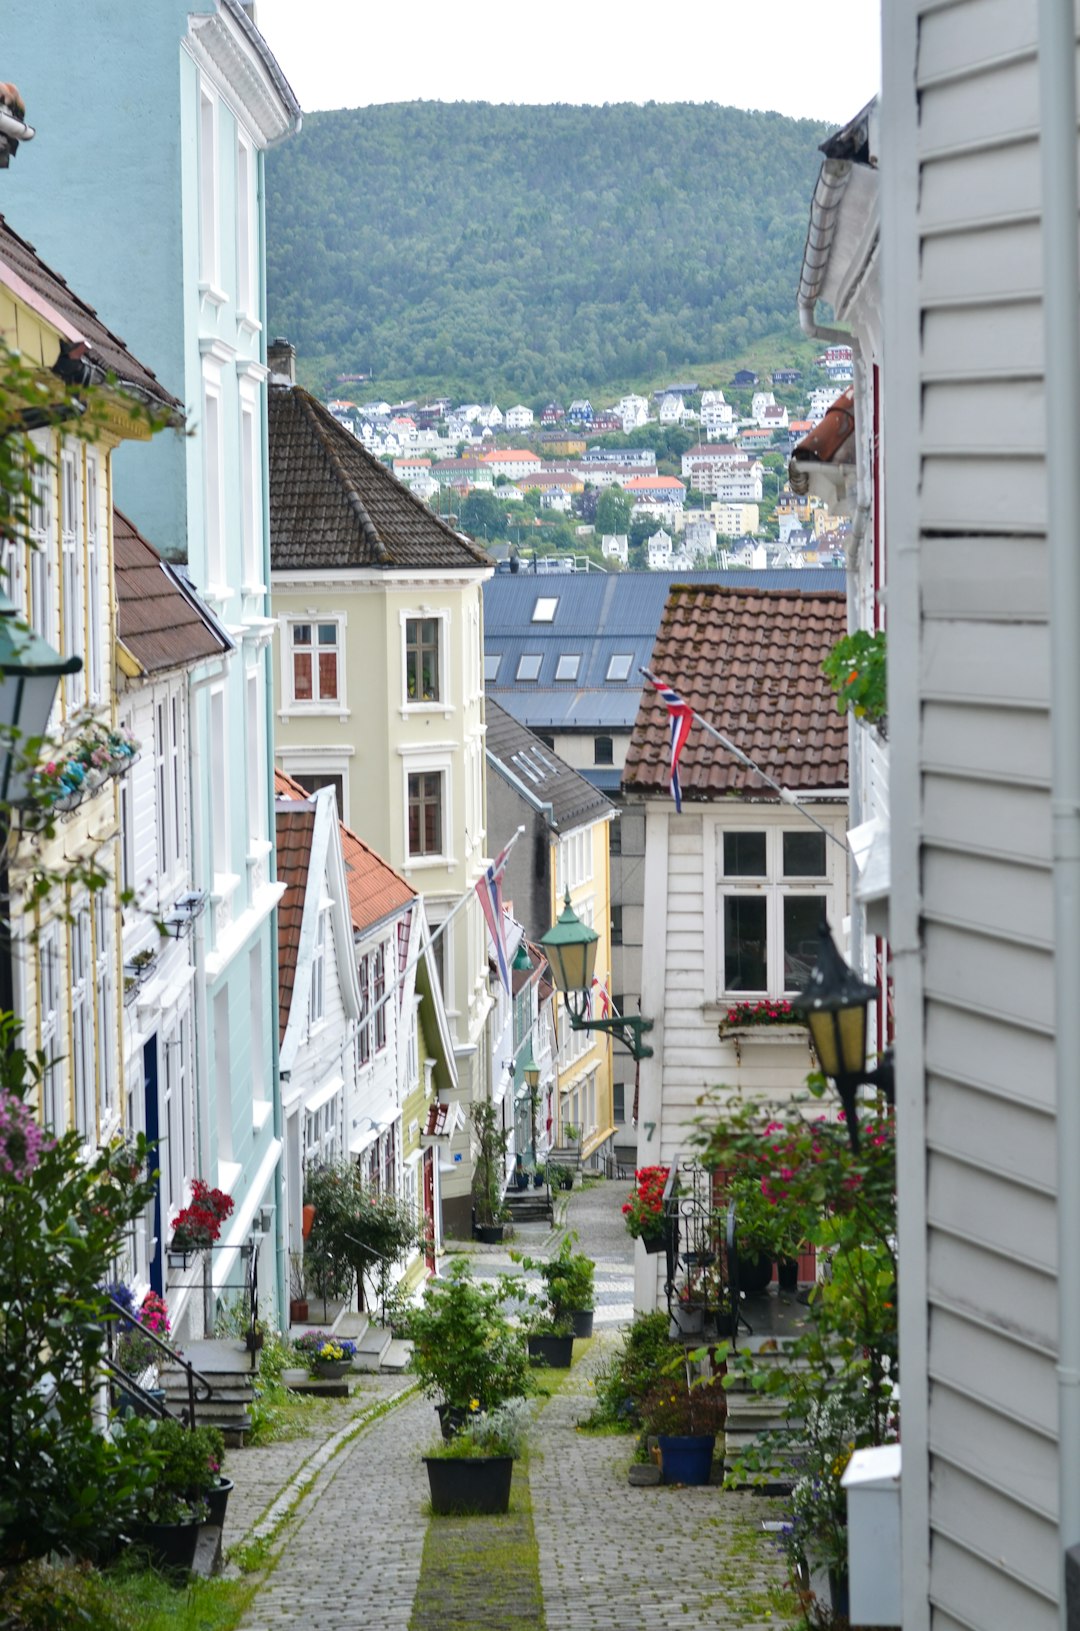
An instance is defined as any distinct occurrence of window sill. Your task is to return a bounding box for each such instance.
[715,1023,814,1066]
[198,281,229,310]
[404,855,454,873]
[400,703,454,719]
[237,311,263,338]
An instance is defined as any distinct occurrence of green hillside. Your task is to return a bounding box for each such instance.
[265,101,832,403]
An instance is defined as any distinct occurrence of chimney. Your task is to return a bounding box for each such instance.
[268,336,296,384]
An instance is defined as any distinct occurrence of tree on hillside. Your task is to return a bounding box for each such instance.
[459,489,508,542]
[595,486,632,537]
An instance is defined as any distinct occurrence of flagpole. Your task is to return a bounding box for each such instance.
[640,667,850,854]
[361,824,527,1034]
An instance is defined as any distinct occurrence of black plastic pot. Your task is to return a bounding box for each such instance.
[528,1333,574,1367]
[570,1309,594,1339]
[436,1403,469,1440]
[205,1477,233,1529]
[128,1517,202,1575]
[739,1251,774,1298]
[474,1223,505,1244]
[423,1454,514,1515]
[777,1256,799,1292]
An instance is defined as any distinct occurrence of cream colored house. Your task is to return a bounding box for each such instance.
[267,344,495,1235]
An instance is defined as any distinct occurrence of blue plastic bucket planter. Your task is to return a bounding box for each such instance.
[658,1433,716,1485]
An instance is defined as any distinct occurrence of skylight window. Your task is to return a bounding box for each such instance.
[516,654,542,681]
[606,653,633,681]
[532,597,558,622]
[555,654,581,682]
[484,653,502,682]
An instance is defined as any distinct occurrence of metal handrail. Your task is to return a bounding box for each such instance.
[102,1292,214,1428]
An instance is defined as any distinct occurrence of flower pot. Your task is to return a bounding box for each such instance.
[671,1302,706,1337]
[128,1517,202,1575]
[777,1256,799,1292]
[528,1333,574,1368]
[474,1223,505,1244]
[205,1477,233,1529]
[532,1173,544,1188]
[436,1403,470,1441]
[560,1174,573,1191]
[289,1298,309,1324]
[245,1328,264,1352]
[314,1359,351,1380]
[641,1231,668,1255]
[423,1454,514,1515]
[569,1309,594,1339]
[658,1433,716,1486]
[739,1250,774,1298]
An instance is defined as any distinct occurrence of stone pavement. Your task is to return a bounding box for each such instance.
[230,1177,797,1629]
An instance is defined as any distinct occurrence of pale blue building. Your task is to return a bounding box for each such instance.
[4,0,302,1333]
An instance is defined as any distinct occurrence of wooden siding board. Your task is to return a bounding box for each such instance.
[922,380,1044,455]
[920,220,1041,302]
[920,453,1046,533]
[933,1389,1057,1526]
[923,776,1050,866]
[930,1307,1058,1436]
[919,61,1039,153]
[928,1150,1056,1268]
[922,850,1052,945]
[922,303,1044,385]
[931,1534,1057,1631]
[927,1075,1054,1189]
[920,140,1040,234]
[924,921,1054,1029]
[921,620,1048,707]
[918,0,1037,82]
[925,1002,1055,1111]
[922,704,1050,788]
[929,1236,1057,1352]
[929,1458,1057,1586]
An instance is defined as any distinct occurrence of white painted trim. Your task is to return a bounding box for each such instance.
[211,1135,283,1292]
[204,878,285,983]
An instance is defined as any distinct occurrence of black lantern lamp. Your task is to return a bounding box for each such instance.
[540,888,654,1061]
[791,919,894,1152]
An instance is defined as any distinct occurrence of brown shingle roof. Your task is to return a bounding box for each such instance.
[0,215,179,413]
[273,768,415,939]
[622,585,848,800]
[275,801,315,1044]
[268,384,493,572]
[486,698,613,834]
[114,509,230,673]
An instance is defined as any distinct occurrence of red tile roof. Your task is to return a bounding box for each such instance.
[274,768,415,939]
[622,584,848,801]
[275,798,316,1044]
[114,509,229,673]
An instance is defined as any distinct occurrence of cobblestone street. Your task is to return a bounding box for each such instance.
[233,1179,797,1630]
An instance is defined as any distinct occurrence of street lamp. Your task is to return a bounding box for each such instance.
[540,888,654,1061]
[791,919,894,1152]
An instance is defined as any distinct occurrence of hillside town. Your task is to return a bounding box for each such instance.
[1,4,1072,1631]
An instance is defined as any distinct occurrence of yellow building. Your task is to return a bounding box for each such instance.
[0,216,177,1145]
[267,355,496,1234]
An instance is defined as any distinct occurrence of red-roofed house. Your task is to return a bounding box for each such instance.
[621,584,849,1313]
[479,449,542,482]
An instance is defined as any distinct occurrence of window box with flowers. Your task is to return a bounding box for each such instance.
[622,1165,672,1254]
[717,999,814,1065]
[168,1178,234,1266]
[25,724,139,815]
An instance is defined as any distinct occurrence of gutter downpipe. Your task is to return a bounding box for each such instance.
[1038,3,1080,1622]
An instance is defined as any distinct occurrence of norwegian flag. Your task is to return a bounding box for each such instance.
[475,840,512,993]
[649,675,695,812]
[589,975,612,1019]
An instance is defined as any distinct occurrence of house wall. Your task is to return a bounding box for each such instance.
[883,4,1060,1626]
[551,816,615,1160]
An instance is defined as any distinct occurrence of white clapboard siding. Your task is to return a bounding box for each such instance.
[929,1457,1057,1586]
[930,1306,1057,1435]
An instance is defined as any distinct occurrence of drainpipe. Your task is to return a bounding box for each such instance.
[797,158,855,345]
[1038,2,1080,1622]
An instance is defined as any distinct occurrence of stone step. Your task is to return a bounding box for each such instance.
[380,1338,413,1373]
[352,1323,393,1372]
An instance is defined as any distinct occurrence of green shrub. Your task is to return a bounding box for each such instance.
[584,1310,673,1428]
[405,1258,532,1411]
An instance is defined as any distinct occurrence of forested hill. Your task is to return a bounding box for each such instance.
[265,101,833,403]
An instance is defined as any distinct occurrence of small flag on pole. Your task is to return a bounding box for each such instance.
[476,840,512,993]
[648,675,695,812]
[590,975,612,1019]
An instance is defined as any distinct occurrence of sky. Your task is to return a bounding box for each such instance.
[252,0,881,127]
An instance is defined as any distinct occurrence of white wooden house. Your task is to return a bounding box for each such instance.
[622,582,849,1311]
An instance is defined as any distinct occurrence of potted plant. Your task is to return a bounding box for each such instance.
[640,1352,728,1486]
[526,1307,575,1369]
[471,1099,511,1243]
[422,1397,532,1515]
[515,1233,595,1339]
[621,1165,671,1253]
[546,1161,574,1192]
[169,1178,234,1265]
[304,1161,421,1317]
[404,1258,533,1432]
[121,1417,226,1573]
[288,1251,309,1325]
[294,1330,357,1378]
[532,1163,546,1189]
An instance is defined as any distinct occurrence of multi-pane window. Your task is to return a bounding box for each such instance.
[305,1090,341,1165]
[85,451,103,703]
[93,897,115,1130]
[309,908,327,1028]
[405,617,440,702]
[203,382,224,587]
[408,771,443,856]
[71,903,93,1139]
[718,827,830,996]
[358,952,371,1065]
[594,736,614,766]
[60,446,85,709]
[154,691,184,876]
[556,827,593,896]
[28,446,54,646]
[373,946,386,1052]
[199,87,218,286]
[38,923,65,1131]
[358,945,389,1064]
[163,1016,192,1228]
[291,622,339,704]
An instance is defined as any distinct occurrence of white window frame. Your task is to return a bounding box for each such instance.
[85,449,103,704]
[556,826,593,897]
[235,131,257,324]
[516,653,542,682]
[309,906,328,1030]
[198,83,221,295]
[532,596,558,622]
[400,609,449,712]
[555,653,581,682]
[704,817,840,1002]
[70,901,93,1140]
[238,379,262,591]
[38,920,65,1132]
[202,369,226,593]
[280,614,347,715]
[60,444,85,711]
[210,685,229,882]
[93,894,117,1136]
[28,434,56,650]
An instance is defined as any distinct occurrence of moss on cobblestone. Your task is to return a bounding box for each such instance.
[409,1465,545,1631]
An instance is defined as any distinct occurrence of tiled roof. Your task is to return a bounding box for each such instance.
[0,214,179,413]
[275,767,415,939]
[486,698,613,833]
[622,584,848,800]
[114,509,230,673]
[268,384,493,572]
[275,799,316,1045]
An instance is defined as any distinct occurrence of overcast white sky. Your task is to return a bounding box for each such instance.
[253,0,881,126]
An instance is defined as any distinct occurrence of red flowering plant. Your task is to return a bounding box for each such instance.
[170,1178,234,1252]
[717,997,796,1033]
[621,1165,670,1242]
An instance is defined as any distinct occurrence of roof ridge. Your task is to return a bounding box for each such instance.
[296,389,389,564]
